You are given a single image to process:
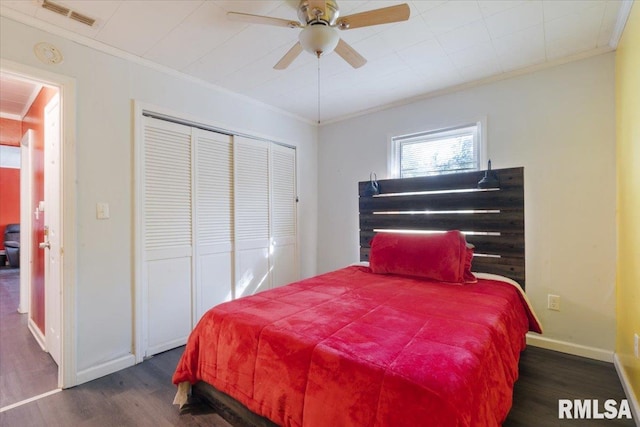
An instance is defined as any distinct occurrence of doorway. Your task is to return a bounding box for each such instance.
[0,63,74,410]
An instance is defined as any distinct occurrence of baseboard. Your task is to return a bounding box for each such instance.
[526,333,614,362]
[76,354,136,386]
[28,318,46,351]
[614,354,640,426]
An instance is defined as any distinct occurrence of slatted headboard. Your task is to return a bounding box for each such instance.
[358,167,525,288]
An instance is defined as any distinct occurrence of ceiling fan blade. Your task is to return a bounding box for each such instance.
[334,38,366,69]
[274,42,304,70]
[227,11,301,28]
[336,3,410,30]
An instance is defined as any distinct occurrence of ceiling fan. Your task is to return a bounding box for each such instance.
[227,0,410,70]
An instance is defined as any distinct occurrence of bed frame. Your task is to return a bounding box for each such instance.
[191,382,278,427]
[358,166,525,288]
[188,166,525,424]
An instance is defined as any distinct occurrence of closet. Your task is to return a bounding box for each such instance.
[138,116,297,358]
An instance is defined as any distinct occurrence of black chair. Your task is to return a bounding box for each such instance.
[4,224,20,268]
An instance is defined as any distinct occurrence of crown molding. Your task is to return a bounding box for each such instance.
[0,7,315,126]
[0,111,23,120]
[609,0,635,48]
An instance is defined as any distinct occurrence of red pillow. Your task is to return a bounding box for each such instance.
[464,243,477,283]
[369,231,476,284]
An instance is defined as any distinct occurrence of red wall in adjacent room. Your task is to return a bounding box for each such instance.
[0,117,22,240]
[0,117,22,146]
[0,168,21,237]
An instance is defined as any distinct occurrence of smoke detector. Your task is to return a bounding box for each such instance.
[34,42,64,65]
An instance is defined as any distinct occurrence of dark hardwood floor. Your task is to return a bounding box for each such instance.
[0,344,231,427]
[1,343,635,426]
[505,347,635,427]
[0,267,58,409]
[1,266,635,426]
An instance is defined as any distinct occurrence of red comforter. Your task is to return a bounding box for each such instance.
[173,266,541,427]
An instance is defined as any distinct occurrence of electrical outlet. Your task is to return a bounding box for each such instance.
[547,294,560,311]
[635,333,639,359]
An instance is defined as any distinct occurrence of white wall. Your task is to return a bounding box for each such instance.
[317,53,617,354]
[1,16,317,381]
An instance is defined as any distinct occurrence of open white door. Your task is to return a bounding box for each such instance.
[19,130,34,315]
[43,93,61,366]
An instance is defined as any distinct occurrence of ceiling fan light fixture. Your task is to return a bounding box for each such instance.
[298,25,339,56]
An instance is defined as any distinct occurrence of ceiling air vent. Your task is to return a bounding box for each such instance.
[40,0,96,27]
[41,0,70,17]
[69,11,96,27]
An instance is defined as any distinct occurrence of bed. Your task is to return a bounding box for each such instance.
[173,166,542,427]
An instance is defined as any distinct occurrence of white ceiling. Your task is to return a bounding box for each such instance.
[0,73,42,119]
[0,0,631,123]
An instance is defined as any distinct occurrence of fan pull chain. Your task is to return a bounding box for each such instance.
[317,54,321,125]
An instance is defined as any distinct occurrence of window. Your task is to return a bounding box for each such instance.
[390,122,483,178]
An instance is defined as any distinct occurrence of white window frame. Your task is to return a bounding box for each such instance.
[389,119,487,178]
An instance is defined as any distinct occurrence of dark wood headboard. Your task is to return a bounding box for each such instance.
[358,167,525,288]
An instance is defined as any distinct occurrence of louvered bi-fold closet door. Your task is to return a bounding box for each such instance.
[194,129,233,320]
[270,144,298,288]
[234,136,270,298]
[142,117,193,356]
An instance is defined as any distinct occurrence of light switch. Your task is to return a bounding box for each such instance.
[96,202,110,219]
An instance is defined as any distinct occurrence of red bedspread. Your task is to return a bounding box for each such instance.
[173,266,541,427]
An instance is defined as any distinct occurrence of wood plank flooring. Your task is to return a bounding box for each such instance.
[2,344,635,426]
[505,347,635,426]
[0,345,231,427]
[0,267,58,408]
[1,265,635,425]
